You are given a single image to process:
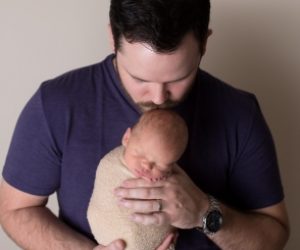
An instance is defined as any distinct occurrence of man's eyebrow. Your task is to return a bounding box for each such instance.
[129,74,149,82]
[128,67,196,84]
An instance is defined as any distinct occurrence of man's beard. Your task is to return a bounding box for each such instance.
[113,57,194,112]
[118,76,185,112]
[137,83,194,111]
[121,81,193,112]
[137,100,180,111]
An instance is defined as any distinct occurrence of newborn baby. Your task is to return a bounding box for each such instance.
[87,109,188,250]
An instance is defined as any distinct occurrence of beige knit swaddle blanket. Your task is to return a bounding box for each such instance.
[87,146,173,250]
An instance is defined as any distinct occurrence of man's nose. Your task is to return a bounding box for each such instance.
[151,83,169,105]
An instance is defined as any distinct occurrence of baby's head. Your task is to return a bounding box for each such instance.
[122,109,188,181]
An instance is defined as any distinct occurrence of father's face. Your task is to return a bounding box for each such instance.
[114,33,203,111]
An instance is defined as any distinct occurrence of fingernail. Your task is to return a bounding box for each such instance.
[118,199,129,207]
[130,214,136,221]
[130,214,142,222]
[114,240,124,250]
[114,188,122,196]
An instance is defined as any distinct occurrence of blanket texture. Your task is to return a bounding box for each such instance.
[87,146,173,250]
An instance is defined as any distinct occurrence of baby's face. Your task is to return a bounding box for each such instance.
[122,133,179,182]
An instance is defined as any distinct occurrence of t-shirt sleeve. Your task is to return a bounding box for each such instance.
[2,87,61,196]
[229,97,284,210]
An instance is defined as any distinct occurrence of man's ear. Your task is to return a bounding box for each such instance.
[122,128,132,147]
[107,24,115,52]
[201,29,213,56]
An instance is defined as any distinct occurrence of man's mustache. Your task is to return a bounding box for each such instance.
[137,100,179,109]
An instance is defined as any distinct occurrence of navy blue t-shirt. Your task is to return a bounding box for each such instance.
[3,54,284,249]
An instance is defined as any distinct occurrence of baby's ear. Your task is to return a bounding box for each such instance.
[122,128,131,147]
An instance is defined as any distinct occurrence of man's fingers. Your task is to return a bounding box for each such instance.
[115,186,164,199]
[156,233,175,250]
[94,239,126,250]
[130,212,169,226]
[108,240,126,250]
[120,178,164,188]
[119,198,163,213]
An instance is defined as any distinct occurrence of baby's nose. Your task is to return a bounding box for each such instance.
[141,161,154,170]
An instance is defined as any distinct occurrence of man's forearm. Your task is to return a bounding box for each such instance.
[1,206,97,250]
[209,204,289,250]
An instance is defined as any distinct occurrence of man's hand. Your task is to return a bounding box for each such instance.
[93,233,176,250]
[93,239,125,250]
[156,232,177,250]
[114,165,208,229]
[114,167,289,250]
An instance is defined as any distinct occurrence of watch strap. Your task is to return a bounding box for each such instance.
[196,195,223,236]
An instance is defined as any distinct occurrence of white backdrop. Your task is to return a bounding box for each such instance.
[1,1,299,249]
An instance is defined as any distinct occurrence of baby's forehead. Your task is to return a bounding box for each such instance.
[134,132,182,154]
[133,128,166,142]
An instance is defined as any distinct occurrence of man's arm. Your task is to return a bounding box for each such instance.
[0,179,174,250]
[203,201,289,250]
[0,179,109,250]
[115,168,290,250]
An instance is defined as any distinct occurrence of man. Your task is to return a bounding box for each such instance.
[0,0,289,249]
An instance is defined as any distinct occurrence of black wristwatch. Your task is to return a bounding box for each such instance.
[197,195,223,236]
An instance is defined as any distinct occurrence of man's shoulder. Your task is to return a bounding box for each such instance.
[199,70,255,102]
[34,54,116,115]
[40,54,114,96]
[198,70,258,116]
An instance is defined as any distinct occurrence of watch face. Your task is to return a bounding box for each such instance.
[206,210,223,233]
